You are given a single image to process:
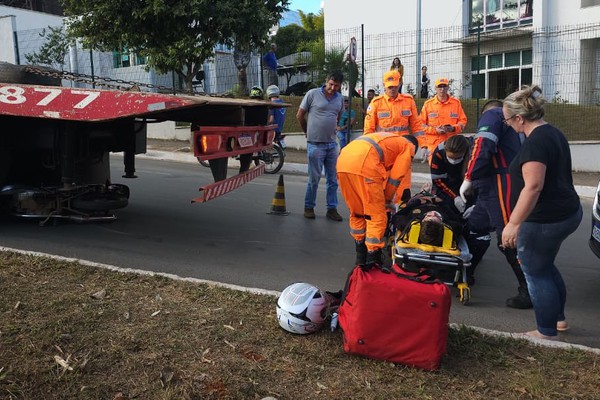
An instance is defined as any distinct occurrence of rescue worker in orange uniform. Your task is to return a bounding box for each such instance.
[337,133,419,268]
[364,70,424,139]
[419,77,467,162]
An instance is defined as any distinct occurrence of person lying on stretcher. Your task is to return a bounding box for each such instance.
[418,211,446,247]
[392,191,465,246]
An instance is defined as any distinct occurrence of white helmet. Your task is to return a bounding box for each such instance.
[276,283,329,334]
[266,85,280,98]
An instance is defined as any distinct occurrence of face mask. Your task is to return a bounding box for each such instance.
[447,156,463,165]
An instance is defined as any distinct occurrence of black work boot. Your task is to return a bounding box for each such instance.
[465,266,476,286]
[365,249,383,269]
[503,248,533,309]
[355,240,367,267]
[506,285,533,309]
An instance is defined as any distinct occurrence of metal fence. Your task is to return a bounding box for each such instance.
[12,20,600,139]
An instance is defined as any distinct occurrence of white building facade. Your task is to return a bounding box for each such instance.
[323,0,600,104]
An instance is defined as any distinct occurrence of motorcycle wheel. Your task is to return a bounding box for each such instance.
[254,144,284,174]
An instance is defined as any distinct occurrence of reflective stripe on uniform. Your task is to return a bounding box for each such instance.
[365,236,384,245]
[356,136,383,161]
[350,227,366,235]
[475,130,499,143]
[387,178,400,187]
[375,125,409,133]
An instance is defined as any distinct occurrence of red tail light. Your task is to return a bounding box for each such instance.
[200,135,223,154]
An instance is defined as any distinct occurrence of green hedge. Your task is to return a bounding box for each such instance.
[281,95,600,142]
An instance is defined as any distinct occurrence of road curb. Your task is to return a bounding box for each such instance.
[126,151,596,199]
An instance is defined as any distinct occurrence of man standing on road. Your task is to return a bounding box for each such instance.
[419,77,467,163]
[297,71,345,221]
[363,70,424,139]
[460,99,532,309]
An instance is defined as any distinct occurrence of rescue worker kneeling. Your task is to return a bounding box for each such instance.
[337,133,419,268]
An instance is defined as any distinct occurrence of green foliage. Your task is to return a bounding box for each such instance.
[61,0,289,91]
[231,1,290,95]
[299,40,360,96]
[272,10,323,58]
[298,10,324,38]
[25,25,70,69]
[273,24,312,57]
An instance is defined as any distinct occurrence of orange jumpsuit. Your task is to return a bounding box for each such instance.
[337,133,415,252]
[419,95,467,158]
[363,93,424,140]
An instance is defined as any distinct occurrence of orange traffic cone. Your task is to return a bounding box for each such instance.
[267,174,290,215]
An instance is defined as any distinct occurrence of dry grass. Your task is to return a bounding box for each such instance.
[1,250,600,400]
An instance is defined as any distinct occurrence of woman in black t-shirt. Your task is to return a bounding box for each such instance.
[501,85,582,341]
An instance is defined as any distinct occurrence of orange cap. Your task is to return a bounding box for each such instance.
[435,78,449,87]
[383,70,400,88]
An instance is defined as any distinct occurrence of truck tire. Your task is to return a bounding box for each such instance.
[0,62,62,86]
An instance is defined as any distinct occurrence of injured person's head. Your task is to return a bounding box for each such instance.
[419,211,444,246]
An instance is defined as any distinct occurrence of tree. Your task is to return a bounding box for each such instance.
[230,1,289,96]
[301,40,360,97]
[25,25,70,70]
[62,0,289,93]
[298,10,324,41]
[273,24,311,57]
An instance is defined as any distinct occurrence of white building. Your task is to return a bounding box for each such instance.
[323,0,600,104]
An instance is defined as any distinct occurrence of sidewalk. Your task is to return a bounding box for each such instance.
[143,139,598,199]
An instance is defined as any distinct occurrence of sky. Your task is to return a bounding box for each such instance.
[287,0,323,14]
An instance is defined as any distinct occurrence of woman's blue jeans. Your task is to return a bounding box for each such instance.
[517,204,582,336]
[304,142,339,210]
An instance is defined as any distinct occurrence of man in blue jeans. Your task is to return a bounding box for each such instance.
[296,71,345,221]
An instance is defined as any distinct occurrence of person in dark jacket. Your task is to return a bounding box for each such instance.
[429,134,471,214]
[460,99,531,308]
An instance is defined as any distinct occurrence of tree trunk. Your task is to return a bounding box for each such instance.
[234,48,252,96]
[238,67,248,96]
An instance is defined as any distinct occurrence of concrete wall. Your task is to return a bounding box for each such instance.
[147,121,191,142]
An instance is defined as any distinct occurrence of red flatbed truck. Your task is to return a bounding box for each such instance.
[0,62,281,224]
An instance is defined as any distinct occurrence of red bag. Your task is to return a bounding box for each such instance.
[338,264,451,370]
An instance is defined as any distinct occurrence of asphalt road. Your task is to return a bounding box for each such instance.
[1,157,599,349]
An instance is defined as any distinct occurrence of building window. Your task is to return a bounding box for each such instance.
[470,0,533,31]
[470,49,532,98]
[112,48,147,68]
[505,51,520,67]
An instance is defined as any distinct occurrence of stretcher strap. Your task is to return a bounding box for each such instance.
[396,220,461,256]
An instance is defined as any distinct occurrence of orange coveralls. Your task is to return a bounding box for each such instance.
[419,96,467,158]
[363,93,424,140]
[337,133,415,252]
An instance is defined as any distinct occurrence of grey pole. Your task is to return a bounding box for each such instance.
[416,0,422,90]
